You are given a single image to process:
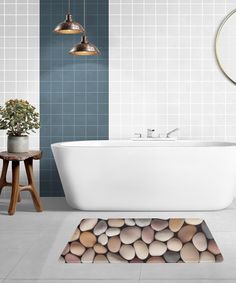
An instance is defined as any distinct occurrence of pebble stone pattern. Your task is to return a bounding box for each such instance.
[60,218,223,264]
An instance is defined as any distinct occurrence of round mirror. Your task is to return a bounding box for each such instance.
[215,9,236,84]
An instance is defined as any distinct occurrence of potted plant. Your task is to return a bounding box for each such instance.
[0,99,40,153]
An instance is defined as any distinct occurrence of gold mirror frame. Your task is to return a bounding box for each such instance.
[215,9,236,84]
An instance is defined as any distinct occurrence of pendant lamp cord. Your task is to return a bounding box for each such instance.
[83,0,86,33]
[68,0,71,14]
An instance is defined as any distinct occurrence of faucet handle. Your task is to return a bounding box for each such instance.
[134,133,142,139]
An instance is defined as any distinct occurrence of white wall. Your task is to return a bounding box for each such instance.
[109,0,236,140]
[0,0,40,197]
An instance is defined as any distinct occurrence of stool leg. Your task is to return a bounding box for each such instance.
[8,161,20,215]
[0,160,9,196]
[17,192,21,202]
[24,158,43,212]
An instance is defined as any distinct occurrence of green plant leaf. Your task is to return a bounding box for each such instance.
[0,99,40,136]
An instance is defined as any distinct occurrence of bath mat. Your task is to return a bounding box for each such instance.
[59,218,223,264]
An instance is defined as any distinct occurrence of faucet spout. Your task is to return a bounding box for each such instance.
[147,129,155,138]
[166,128,179,138]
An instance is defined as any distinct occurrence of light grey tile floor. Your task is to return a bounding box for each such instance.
[0,197,236,282]
[2,281,236,283]
[4,281,139,283]
[139,281,236,283]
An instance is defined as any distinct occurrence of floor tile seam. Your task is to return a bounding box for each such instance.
[139,264,143,281]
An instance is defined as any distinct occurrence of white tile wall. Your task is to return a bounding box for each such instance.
[109,0,236,140]
[0,0,40,197]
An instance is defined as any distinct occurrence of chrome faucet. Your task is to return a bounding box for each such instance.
[147,129,155,138]
[166,128,179,138]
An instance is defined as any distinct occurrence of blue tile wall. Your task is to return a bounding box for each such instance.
[40,0,109,196]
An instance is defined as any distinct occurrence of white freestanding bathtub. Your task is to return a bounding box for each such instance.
[51,140,236,211]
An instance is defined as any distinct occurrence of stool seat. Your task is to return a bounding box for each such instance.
[0,150,43,215]
[0,151,42,161]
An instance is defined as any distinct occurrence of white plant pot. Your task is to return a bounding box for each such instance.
[7,136,29,153]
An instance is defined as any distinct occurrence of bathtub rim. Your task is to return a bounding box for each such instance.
[51,139,236,148]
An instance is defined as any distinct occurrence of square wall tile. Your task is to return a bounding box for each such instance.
[40,0,109,196]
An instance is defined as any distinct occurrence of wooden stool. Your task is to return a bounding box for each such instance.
[0,151,43,215]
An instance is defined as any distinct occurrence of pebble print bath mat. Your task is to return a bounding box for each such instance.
[60,218,223,264]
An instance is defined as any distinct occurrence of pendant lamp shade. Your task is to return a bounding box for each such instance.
[53,0,84,34]
[69,35,100,56]
[54,14,84,34]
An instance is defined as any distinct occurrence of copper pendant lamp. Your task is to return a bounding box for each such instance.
[54,0,84,35]
[69,0,100,56]
[69,34,100,56]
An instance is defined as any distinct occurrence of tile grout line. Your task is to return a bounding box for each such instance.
[138,263,142,282]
